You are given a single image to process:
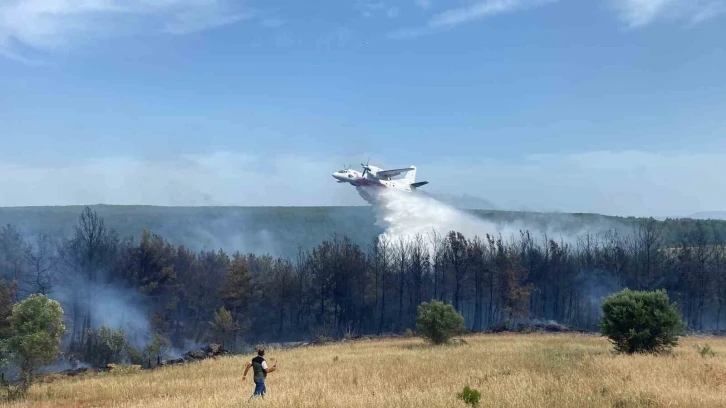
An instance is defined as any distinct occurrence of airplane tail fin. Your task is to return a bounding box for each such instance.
[405,166,417,184]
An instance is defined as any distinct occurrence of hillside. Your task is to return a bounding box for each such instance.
[0,205,382,258]
[7,333,726,408]
[2,205,726,258]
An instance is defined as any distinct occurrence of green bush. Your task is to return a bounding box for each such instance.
[415,300,465,345]
[696,344,715,358]
[143,333,171,367]
[599,289,685,355]
[127,346,143,366]
[2,294,65,399]
[457,385,481,407]
[68,326,128,368]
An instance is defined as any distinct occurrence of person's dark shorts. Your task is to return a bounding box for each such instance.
[253,378,266,396]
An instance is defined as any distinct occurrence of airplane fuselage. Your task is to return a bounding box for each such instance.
[332,169,414,191]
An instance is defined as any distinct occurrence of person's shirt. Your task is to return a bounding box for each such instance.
[252,356,267,380]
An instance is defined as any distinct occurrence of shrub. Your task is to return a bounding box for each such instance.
[143,333,171,367]
[315,335,333,345]
[599,289,685,355]
[416,300,465,345]
[404,328,414,338]
[72,326,128,368]
[127,346,143,366]
[696,344,715,358]
[457,385,481,407]
[2,294,65,399]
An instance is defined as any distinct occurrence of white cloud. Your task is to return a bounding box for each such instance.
[0,0,253,60]
[415,0,432,10]
[430,0,556,27]
[2,150,725,218]
[614,0,673,27]
[162,5,253,35]
[613,0,726,27]
[389,0,557,39]
[357,1,400,19]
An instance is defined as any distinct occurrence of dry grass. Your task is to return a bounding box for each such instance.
[3,333,726,408]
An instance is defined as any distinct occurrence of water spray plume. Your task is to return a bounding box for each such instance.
[357,187,513,249]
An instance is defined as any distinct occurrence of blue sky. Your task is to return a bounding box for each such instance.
[1,0,725,216]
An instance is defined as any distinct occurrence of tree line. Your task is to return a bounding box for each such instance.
[1,206,726,360]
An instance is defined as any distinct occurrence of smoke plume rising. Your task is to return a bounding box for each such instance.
[50,280,153,352]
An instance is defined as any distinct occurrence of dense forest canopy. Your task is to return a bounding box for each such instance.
[1,205,726,364]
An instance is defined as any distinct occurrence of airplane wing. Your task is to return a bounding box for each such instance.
[376,167,415,179]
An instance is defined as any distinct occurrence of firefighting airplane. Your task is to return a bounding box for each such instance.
[332,162,429,192]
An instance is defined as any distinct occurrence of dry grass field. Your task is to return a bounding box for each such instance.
[3,333,726,408]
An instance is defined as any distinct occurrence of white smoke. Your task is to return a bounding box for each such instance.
[357,186,621,250]
[49,280,153,352]
[358,187,520,247]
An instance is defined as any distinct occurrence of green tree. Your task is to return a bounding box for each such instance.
[0,225,28,302]
[220,252,252,310]
[600,289,685,354]
[415,300,465,345]
[210,306,239,348]
[219,252,251,348]
[0,278,16,385]
[0,279,17,340]
[3,294,65,397]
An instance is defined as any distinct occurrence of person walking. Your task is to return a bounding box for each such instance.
[243,349,277,402]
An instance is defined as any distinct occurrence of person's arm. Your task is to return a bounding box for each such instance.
[242,362,252,380]
[262,360,277,374]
